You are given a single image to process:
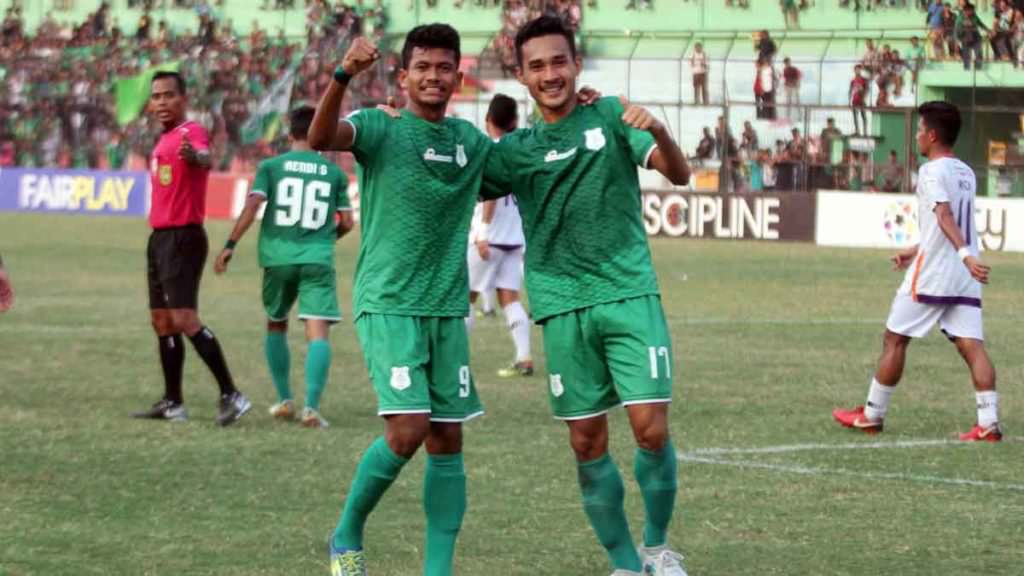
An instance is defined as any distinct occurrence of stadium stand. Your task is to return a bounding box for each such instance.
[0,0,1022,194]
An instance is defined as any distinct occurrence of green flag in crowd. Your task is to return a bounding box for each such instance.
[240,59,300,145]
[115,61,180,126]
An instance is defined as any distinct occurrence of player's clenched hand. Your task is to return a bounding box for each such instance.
[476,239,491,261]
[964,255,990,284]
[342,36,381,76]
[891,249,916,270]
[0,268,13,313]
[214,248,233,275]
[619,96,663,133]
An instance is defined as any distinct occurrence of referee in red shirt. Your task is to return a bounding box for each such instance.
[132,71,251,426]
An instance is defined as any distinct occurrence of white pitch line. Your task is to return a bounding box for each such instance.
[664,317,1024,326]
[680,454,1024,492]
[665,317,881,326]
[687,438,962,456]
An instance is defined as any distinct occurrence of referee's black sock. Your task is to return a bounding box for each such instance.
[188,326,237,396]
[159,334,185,404]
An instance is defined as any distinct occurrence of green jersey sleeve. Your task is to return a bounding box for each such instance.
[345,108,389,162]
[599,96,657,168]
[336,169,352,210]
[481,138,515,200]
[251,160,272,197]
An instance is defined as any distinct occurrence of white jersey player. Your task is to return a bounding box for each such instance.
[834,101,1000,441]
[465,94,533,377]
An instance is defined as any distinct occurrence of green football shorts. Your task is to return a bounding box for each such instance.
[541,295,674,420]
[262,264,341,322]
[355,313,484,422]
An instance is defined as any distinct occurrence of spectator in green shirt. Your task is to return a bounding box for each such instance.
[956,2,988,69]
[907,36,926,93]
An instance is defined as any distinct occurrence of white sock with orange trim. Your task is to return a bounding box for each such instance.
[864,378,894,422]
[976,391,999,428]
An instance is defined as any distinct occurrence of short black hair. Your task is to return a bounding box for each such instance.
[289,105,316,140]
[514,16,576,66]
[918,101,961,146]
[151,71,186,96]
[486,94,518,133]
[401,23,461,69]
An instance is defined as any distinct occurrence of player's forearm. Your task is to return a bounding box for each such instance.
[226,199,262,244]
[650,125,691,186]
[481,200,497,225]
[336,211,355,239]
[936,208,968,251]
[310,78,351,151]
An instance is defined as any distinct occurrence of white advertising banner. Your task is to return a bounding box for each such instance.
[816,191,1022,253]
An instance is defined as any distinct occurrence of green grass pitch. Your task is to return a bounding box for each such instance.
[1,213,1022,575]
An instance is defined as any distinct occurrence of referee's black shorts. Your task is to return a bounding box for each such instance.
[147,225,208,310]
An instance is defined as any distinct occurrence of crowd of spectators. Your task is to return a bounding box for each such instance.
[0,0,393,172]
[847,0,1024,67]
[693,114,911,192]
[494,0,581,76]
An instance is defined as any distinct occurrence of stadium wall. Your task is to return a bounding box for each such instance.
[3,169,1023,253]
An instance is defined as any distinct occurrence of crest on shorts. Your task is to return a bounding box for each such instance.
[390,366,411,391]
[455,144,467,167]
[549,374,564,398]
[158,165,172,186]
[584,127,606,151]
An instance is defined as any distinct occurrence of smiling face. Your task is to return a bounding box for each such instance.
[516,33,581,118]
[399,46,462,110]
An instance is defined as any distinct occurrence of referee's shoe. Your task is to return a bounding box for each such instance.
[216,391,252,427]
[132,398,188,422]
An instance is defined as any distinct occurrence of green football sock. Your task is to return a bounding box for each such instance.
[423,452,466,576]
[304,339,331,411]
[332,437,409,549]
[634,440,678,548]
[577,453,643,572]
[264,331,291,401]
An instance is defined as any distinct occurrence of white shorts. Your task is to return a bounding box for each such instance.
[885,294,984,341]
[468,244,523,294]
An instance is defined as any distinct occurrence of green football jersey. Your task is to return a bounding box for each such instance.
[345,108,491,318]
[252,150,352,268]
[485,96,659,322]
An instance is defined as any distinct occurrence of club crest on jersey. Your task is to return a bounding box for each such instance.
[158,165,172,186]
[423,148,454,163]
[549,374,564,397]
[584,127,606,151]
[455,144,467,167]
[390,366,411,391]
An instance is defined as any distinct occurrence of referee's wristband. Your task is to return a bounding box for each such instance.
[957,246,971,262]
[333,66,353,85]
[224,239,237,250]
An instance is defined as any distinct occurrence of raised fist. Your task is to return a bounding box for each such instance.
[342,37,381,76]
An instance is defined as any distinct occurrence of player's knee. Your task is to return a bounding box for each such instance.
[150,313,175,335]
[634,424,669,452]
[384,416,431,457]
[267,320,288,332]
[171,310,202,335]
[425,422,463,454]
[569,429,608,461]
